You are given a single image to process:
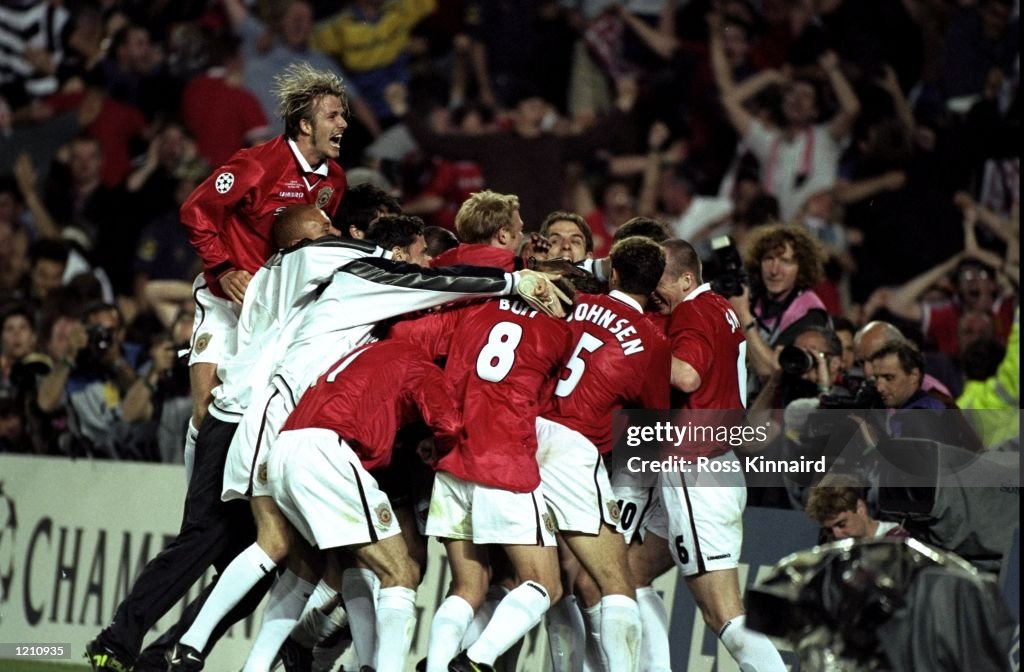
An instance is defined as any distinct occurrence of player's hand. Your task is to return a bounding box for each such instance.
[515,270,574,318]
[218,270,252,304]
[520,232,552,260]
[529,258,604,295]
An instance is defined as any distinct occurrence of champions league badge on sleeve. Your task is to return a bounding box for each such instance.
[316,187,334,208]
[215,172,235,194]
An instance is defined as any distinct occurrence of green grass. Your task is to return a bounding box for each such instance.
[0,661,90,671]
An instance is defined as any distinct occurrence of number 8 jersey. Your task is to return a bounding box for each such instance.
[390,297,574,493]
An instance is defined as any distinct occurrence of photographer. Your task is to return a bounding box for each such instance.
[728,223,830,385]
[752,325,846,410]
[36,302,152,459]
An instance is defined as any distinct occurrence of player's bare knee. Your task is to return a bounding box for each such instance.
[449,574,489,610]
[593,570,634,599]
[375,554,419,590]
[519,570,561,604]
[693,593,742,634]
[532,578,562,605]
[573,570,603,608]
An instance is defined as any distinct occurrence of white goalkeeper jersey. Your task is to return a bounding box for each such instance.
[270,257,518,406]
[209,236,386,422]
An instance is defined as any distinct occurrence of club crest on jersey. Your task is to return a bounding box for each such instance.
[316,186,334,208]
[375,504,394,529]
[606,501,621,523]
[194,333,212,354]
[214,172,235,194]
[257,463,268,484]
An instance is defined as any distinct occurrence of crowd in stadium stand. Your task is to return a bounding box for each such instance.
[0,1,1018,521]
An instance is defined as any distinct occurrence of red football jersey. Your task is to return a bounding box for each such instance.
[431,242,518,271]
[282,340,461,471]
[547,291,671,454]
[669,285,747,460]
[181,135,347,299]
[390,298,574,492]
[669,285,747,411]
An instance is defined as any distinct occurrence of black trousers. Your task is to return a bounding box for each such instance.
[132,573,273,671]
[97,414,256,661]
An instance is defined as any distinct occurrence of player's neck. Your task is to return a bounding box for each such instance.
[295,138,326,171]
[621,291,648,310]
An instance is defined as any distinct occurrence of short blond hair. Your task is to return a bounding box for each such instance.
[455,190,520,244]
[274,62,347,139]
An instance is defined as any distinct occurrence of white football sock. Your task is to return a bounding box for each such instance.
[467,581,551,666]
[341,567,380,668]
[598,594,641,672]
[242,570,314,672]
[291,580,339,648]
[581,603,607,672]
[427,595,475,672]
[461,585,506,649]
[719,614,787,672]
[636,587,671,672]
[179,543,275,652]
[374,586,417,672]
[311,605,353,672]
[546,596,585,672]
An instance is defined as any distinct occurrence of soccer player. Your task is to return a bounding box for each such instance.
[540,236,671,672]
[179,62,349,481]
[629,240,786,672]
[430,189,525,270]
[389,295,575,672]
[269,339,463,672]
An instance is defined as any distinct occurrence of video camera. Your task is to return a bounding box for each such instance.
[709,235,748,299]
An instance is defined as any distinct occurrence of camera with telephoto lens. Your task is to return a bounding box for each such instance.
[76,324,115,370]
[819,373,883,410]
[709,235,749,298]
[779,344,816,376]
